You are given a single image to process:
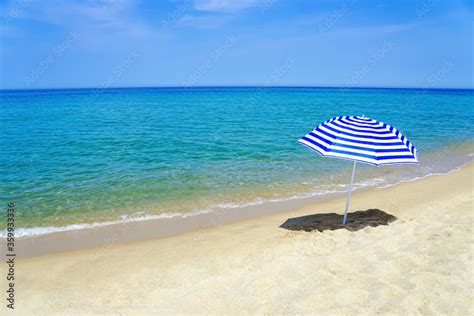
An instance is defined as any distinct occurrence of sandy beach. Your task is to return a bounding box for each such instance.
[1,163,473,315]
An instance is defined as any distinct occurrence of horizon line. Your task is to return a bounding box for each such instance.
[1,85,473,92]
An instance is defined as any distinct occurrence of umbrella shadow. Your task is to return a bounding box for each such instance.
[279,209,397,232]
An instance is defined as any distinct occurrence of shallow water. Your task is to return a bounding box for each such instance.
[1,87,473,235]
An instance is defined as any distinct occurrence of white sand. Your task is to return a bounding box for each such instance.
[1,163,473,314]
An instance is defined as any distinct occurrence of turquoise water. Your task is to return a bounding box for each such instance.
[1,87,473,235]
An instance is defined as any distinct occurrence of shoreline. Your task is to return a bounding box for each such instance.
[4,142,473,241]
[10,184,345,257]
[7,161,473,257]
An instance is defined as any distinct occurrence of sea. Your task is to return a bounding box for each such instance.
[1,87,473,236]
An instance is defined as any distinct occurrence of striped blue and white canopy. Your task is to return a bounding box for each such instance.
[298,116,418,166]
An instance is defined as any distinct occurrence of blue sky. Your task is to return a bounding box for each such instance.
[0,0,472,89]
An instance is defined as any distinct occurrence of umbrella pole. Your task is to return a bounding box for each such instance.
[343,161,357,225]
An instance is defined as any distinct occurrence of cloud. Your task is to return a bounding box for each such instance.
[1,0,151,38]
[193,0,260,13]
[175,14,235,28]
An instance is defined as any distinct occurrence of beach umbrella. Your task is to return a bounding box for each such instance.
[298,115,418,225]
